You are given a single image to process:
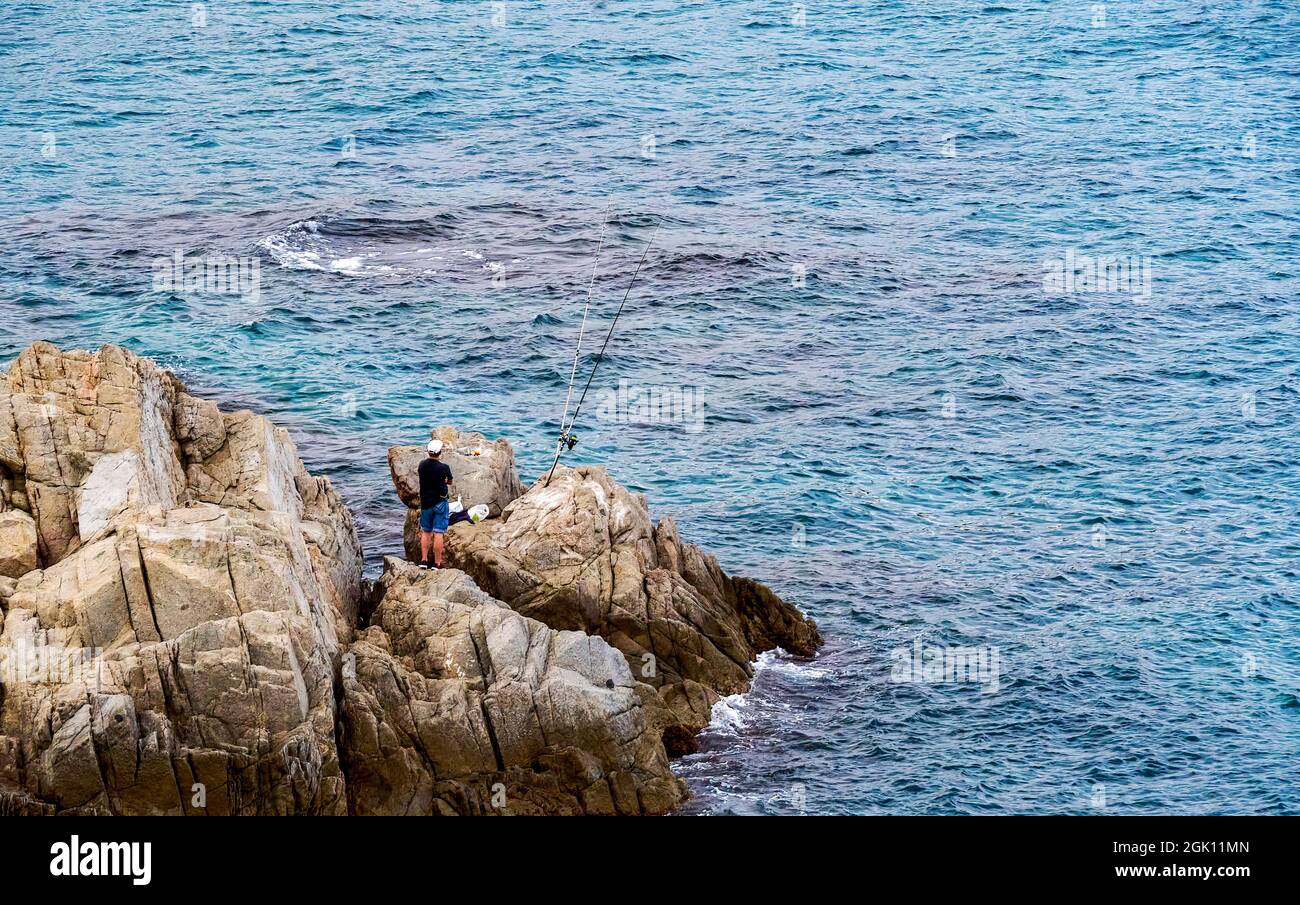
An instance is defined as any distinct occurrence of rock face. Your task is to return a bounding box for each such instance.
[0,343,360,815]
[339,559,686,815]
[0,342,362,633]
[0,510,38,578]
[1,344,721,816]
[0,505,348,815]
[409,458,823,752]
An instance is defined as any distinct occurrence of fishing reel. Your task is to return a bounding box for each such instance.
[558,431,580,451]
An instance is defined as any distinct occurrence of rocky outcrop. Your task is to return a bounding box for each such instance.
[1,343,724,816]
[0,343,359,814]
[0,505,348,815]
[390,426,523,517]
[0,342,362,635]
[339,559,685,815]
[398,457,823,753]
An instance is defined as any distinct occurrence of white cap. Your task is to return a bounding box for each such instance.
[427,439,443,454]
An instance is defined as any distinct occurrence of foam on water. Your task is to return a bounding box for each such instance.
[754,649,830,681]
[257,217,458,278]
[706,693,753,737]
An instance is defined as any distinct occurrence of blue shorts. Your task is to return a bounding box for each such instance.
[419,500,450,534]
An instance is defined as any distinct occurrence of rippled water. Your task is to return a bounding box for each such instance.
[2,1,1297,815]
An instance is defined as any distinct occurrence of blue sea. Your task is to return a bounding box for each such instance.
[1,1,1297,815]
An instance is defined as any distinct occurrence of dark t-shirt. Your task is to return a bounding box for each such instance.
[418,457,453,509]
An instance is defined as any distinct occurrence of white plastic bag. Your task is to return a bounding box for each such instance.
[448,497,464,514]
[468,504,489,524]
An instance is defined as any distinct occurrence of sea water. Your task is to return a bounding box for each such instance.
[1,0,1297,814]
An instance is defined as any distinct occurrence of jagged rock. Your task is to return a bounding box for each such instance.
[431,462,822,746]
[2,343,821,816]
[389,425,524,518]
[0,343,362,815]
[0,341,361,636]
[0,504,346,814]
[339,559,686,815]
[0,510,38,578]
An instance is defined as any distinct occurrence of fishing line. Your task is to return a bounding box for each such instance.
[545,216,662,486]
[556,202,613,440]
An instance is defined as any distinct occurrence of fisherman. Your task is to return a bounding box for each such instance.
[418,439,454,570]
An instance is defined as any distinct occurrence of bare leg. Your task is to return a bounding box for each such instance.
[420,530,432,563]
[434,532,445,568]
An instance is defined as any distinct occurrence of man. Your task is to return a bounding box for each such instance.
[417,439,454,569]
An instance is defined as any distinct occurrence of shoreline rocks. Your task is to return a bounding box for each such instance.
[391,426,525,567]
[340,559,686,815]
[389,426,524,518]
[0,343,359,815]
[0,343,821,815]
[392,440,823,753]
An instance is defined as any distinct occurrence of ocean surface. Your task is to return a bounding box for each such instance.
[1,1,1297,815]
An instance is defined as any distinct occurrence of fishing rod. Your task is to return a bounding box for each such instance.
[553,203,612,455]
[544,216,662,487]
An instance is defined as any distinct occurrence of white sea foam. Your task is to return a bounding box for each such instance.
[707,692,752,735]
[259,220,476,279]
[754,648,829,680]
[699,649,824,739]
[329,256,364,274]
[257,224,328,271]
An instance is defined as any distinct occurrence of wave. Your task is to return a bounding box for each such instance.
[698,649,826,740]
[754,648,830,680]
[255,207,811,292]
[257,214,477,279]
[707,692,753,735]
